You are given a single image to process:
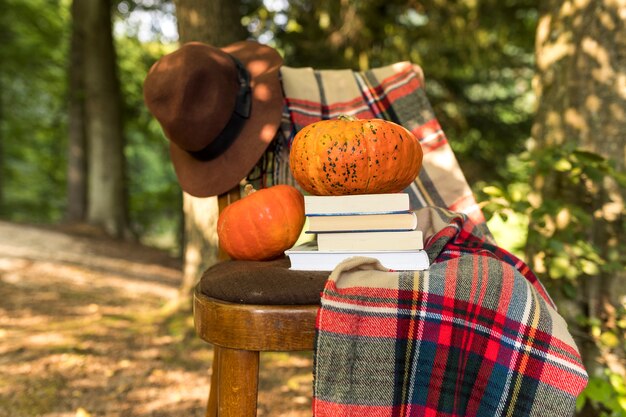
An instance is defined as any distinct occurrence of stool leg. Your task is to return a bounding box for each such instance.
[217,347,260,417]
[206,346,221,417]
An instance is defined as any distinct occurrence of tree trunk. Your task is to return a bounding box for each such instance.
[66,0,88,223]
[83,0,129,238]
[530,0,625,408]
[173,0,247,297]
[0,75,4,218]
[174,0,246,46]
[0,3,6,218]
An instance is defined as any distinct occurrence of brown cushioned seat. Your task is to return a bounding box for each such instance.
[198,257,329,305]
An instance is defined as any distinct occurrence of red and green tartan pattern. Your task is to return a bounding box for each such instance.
[276,63,490,237]
[313,208,587,417]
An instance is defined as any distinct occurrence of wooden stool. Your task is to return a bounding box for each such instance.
[192,187,328,416]
[194,292,318,416]
[193,255,328,417]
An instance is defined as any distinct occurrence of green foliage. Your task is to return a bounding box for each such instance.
[0,0,181,250]
[480,144,626,415]
[577,372,626,417]
[116,36,181,250]
[0,0,69,222]
[245,0,538,186]
[527,145,625,284]
[481,143,626,281]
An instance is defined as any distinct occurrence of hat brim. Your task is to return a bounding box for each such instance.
[168,41,284,198]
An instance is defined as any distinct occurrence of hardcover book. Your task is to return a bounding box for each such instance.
[285,241,430,271]
[317,230,424,251]
[307,211,418,233]
[304,193,410,215]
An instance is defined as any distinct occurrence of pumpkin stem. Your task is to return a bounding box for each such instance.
[337,114,358,121]
[243,184,257,196]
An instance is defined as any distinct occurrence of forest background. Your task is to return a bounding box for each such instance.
[0,0,624,415]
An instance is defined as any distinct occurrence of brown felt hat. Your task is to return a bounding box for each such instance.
[143,41,284,197]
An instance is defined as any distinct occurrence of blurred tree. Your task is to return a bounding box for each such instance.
[0,0,6,215]
[172,0,247,297]
[0,44,4,218]
[111,0,183,250]
[175,0,246,45]
[116,34,182,253]
[0,0,68,223]
[66,0,88,222]
[0,0,180,245]
[529,0,625,414]
[83,0,130,237]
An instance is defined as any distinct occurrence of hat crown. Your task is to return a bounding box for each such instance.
[142,40,284,197]
[143,42,239,152]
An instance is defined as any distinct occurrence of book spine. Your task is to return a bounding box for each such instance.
[306,211,418,233]
[303,194,410,216]
[307,228,418,234]
[306,210,411,217]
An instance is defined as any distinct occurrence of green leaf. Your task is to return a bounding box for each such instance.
[555,158,573,172]
[609,372,626,395]
[572,149,606,163]
[599,331,620,348]
[618,397,626,412]
[549,255,571,279]
[581,260,600,275]
[482,185,504,197]
[584,166,605,182]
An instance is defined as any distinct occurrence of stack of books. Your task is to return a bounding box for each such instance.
[285,193,429,271]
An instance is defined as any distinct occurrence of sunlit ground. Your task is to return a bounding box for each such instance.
[0,221,312,417]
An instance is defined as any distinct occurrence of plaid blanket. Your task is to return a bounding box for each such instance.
[274,63,587,415]
[271,63,490,238]
[313,207,588,417]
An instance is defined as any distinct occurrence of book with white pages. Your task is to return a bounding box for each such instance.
[317,230,424,251]
[307,211,418,233]
[285,241,430,271]
[304,193,410,215]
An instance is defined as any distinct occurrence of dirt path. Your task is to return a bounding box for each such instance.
[0,221,312,417]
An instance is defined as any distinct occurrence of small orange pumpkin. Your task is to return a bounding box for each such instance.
[217,185,305,261]
[289,115,423,195]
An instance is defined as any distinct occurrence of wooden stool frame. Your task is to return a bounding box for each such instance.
[193,187,319,416]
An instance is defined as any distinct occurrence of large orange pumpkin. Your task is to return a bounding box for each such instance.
[217,185,305,261]
[289,115,423,195]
